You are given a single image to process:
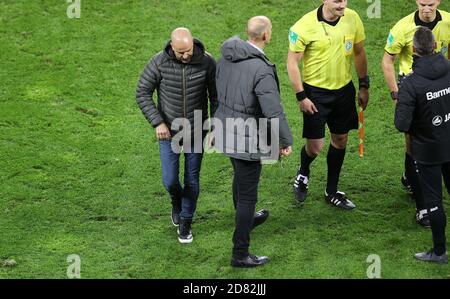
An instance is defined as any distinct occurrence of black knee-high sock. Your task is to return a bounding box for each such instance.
[405,153,425,211]
[299,146,316,177]
[326,144,346,195]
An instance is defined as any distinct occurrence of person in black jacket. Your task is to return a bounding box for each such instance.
[395,26,450,264]
[214,16,293,267]
[136,28,217,244]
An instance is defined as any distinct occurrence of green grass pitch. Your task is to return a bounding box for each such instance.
[0,0,449,278]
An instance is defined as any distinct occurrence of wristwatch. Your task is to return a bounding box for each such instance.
[359,76,370,89]
[296,91,307,102]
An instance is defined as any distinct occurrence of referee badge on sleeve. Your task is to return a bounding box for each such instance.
[344,36,354,56]
[440,44,448,56]
[387,32,394,48]
[289,29,299,45]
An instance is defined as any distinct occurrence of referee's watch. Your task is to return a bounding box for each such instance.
[358,76,370,89]
[296,91,307,102]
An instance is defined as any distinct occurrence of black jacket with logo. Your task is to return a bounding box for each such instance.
[136,39,217,133]
[395,53,450,165]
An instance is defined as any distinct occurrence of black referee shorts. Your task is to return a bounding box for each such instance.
[302,81,358,139]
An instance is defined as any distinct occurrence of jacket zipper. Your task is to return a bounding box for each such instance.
[182,65,187,118]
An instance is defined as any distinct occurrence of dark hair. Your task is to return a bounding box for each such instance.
[413,26,436,56]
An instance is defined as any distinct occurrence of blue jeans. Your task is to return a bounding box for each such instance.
[159,140,203,220]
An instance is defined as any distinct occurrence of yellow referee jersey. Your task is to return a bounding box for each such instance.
[385,10,450,76]
[289,6,365,90]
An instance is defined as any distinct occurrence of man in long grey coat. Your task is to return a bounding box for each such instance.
[214,16,293,268]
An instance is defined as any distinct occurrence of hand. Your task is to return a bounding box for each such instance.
[358,88,369,111]
[299,98,318,115]
[207,132,215,148]
[280,146,292,157]
[156,123,171,140]
[391,91,398,106]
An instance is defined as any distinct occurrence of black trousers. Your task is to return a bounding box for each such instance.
[416,161,450,255]
[443,163,450,195]
[230,157,262,259]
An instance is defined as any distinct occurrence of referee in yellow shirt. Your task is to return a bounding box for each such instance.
[381,0,450,227]
[287,0,369,210]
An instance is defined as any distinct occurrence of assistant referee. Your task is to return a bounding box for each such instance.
[287,0,369,210]
[381,0,450,228]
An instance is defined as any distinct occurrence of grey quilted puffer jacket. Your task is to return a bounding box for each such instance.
[136,39,217,134]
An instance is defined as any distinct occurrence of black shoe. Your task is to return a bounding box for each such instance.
[414,249,448,264]
[294,172,308,203]
[231,254,269,268]
[401,173,413,195]
[252,209,269,229]
[177,218,193,244]
[171,200,181,226]
[325,191,356,210]
[171,208,181,226]
[416,210,431,228]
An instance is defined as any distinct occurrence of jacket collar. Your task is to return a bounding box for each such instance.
[163,38,205,64]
